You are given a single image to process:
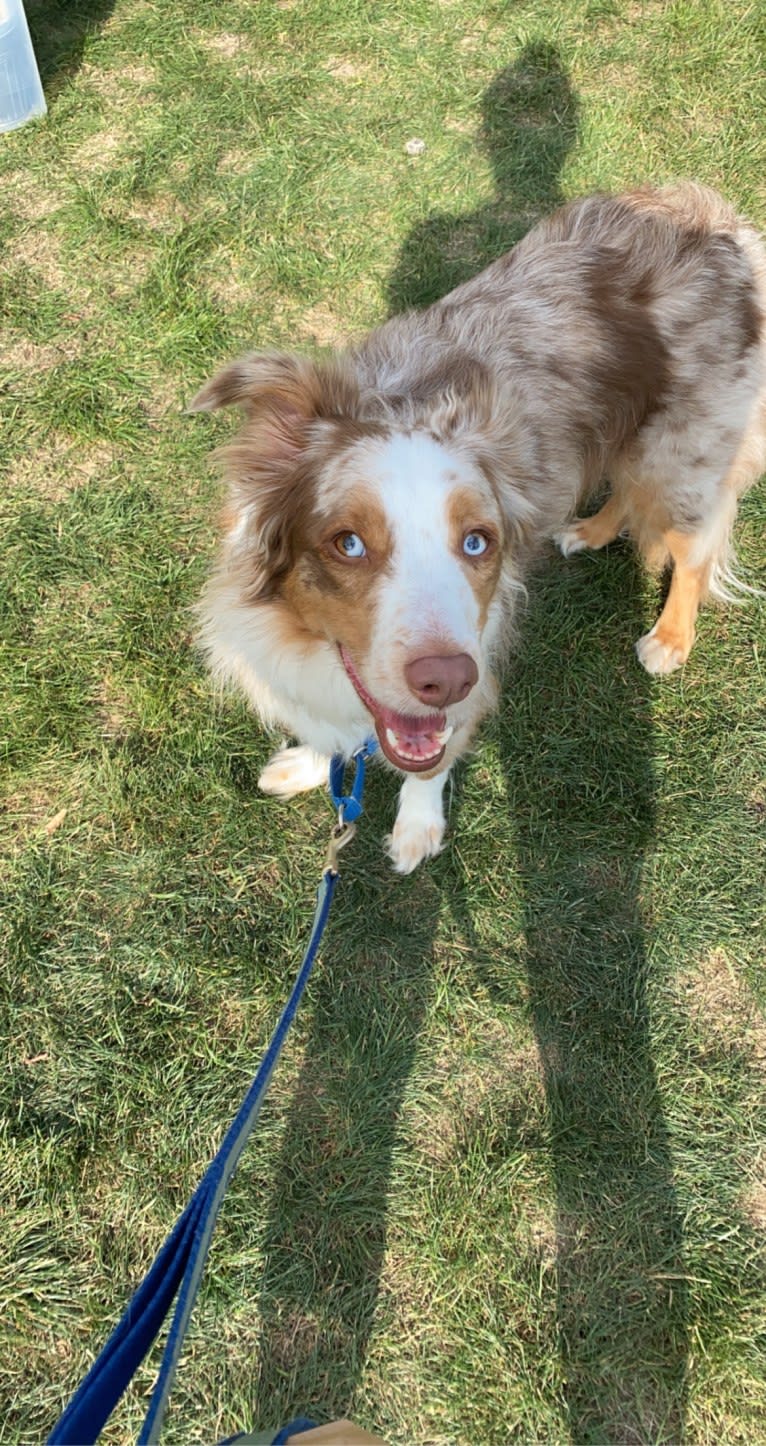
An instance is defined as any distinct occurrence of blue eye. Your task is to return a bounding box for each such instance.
[335,532,366,559]
[463,531,489,557]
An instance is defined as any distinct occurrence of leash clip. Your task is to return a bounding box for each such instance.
[325,737,377,874]
[324,816,356,875]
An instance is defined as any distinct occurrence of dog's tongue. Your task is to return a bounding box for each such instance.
[389,721,442,753]
[379,709,448,763]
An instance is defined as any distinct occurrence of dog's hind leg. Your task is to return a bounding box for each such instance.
[635,529,709,674]
[636,416,766,675]
[555,493,626,557]
[258,744,331,798]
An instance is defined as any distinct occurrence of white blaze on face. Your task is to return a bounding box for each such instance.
[359,432,489,703]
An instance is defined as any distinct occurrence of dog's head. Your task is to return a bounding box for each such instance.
[192,351,534,771]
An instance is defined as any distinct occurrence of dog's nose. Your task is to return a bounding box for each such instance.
[404,653,478,709]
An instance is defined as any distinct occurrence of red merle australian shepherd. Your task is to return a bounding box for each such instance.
[193,184,766,872]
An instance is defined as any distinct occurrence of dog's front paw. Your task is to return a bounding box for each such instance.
[554,520,591,557]
[258,745,330,799]
[386,774,447,873]
[387,813,446,873]
[635,624,692,675]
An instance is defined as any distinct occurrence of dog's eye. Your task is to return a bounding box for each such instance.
[334,532,367,559]
[463,531,490,557]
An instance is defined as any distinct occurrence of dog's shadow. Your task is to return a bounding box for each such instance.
[252,44,688,1443]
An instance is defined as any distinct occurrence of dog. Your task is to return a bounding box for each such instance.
[192,183,766,872]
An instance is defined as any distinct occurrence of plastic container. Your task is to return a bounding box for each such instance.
[0,0,46,133]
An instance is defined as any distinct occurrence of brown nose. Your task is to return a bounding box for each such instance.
[404,653,478,709]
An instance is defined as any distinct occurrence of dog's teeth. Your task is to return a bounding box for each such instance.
[433,725,453,746]
[385,725,447,763]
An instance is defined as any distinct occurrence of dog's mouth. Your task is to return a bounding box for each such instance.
[339,646,452,773]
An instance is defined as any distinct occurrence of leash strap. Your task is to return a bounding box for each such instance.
[48,871,338,1446]
[48,742,376,1445]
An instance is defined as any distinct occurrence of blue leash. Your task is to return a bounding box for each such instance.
[48,741,377,1446]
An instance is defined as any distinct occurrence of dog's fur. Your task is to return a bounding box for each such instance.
[194,183,766,871]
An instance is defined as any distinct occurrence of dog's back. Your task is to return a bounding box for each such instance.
[349,182,766,673]
[354,182,765,518]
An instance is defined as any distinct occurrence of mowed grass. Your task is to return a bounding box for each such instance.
[1,0,765,1442]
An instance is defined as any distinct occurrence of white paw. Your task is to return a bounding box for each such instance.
[386,814,446,874]
[554,522,589,558]
[635,627,690,675]
[386,773,448,873]
[258,745,330,799]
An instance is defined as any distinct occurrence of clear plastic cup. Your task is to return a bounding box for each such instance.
[0,0,47,134]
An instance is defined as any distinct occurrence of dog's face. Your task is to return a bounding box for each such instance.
[193,352,528,772]
[282,428,506,770]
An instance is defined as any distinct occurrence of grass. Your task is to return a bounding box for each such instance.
[1,0,765,1442]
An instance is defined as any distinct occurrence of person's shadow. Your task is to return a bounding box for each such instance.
[386,40,580,312]
[490,546,688,1443]
[252,43,688,1443]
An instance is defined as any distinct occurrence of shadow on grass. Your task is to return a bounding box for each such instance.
[251,840,446,1431]
[495,548,688,1444]
[386,39,580,312]
[25,0,116,94]
[253,42,688,1444]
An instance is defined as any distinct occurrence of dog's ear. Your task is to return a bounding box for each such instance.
[189,351,357,422]
[189,353,317,418]
[190,351,361,474]
[195,352,361,601]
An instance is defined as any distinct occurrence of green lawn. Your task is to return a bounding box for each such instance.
[1,1,765,1442]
